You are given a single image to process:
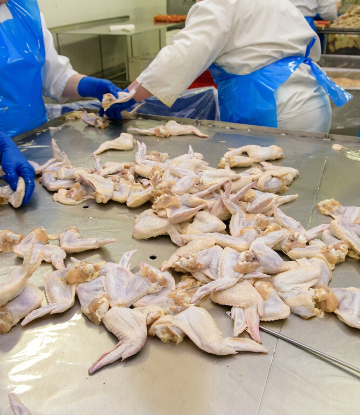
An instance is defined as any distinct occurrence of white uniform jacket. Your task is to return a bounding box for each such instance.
[137,0,331,123]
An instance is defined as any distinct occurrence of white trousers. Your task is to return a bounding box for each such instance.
[277,101,332,134]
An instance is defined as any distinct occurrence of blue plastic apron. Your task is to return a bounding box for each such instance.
[209,37,353,128]
[0,0,47,137]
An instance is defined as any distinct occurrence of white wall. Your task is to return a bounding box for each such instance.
[38,0,167,29]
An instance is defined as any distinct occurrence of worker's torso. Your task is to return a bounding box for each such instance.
[189,0,321,76]
[189,0,327,119]
[288,0,321,18]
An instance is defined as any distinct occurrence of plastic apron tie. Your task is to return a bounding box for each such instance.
[0,0,47,137]
[209,37,353,128]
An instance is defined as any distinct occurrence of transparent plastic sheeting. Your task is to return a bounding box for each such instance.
[46,87,220,122]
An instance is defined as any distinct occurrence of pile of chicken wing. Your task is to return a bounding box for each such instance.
[1,134,360,376]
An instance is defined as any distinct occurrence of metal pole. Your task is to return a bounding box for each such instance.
[260,326,360,374]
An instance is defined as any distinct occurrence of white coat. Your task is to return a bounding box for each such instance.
[289,0,338,20]
[137,0,331,129]
[0,4,77,103]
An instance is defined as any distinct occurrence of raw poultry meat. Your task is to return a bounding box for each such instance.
[332,288,360,329]
[102,88,136,111]
[182,230,259,252]
[100,250,137,308]
[183,211,226,235]
[0,283,43,333]
[211,280,264,343]
[317,199,360,224]
[149,306,267,354]
[92,133,134,155]
[128,120,209,138]
[256,163,299,194]
[13,233,66,270]
[287,245,341,269]
[76,277,109,325]
[270,263,337,319]
[161,236,216,271]
[77,174,115,203]
[88,305,164,374]
[29,158,56,174]
[254,281,290,321]
[59,226,118,254]
[21,268,76,326]
[248,230,289,274]
[0,230,24,253]
[53,183,94,205]
[132,209,184,245]
[274,207,329,241]
[171,245,223,279]
[64,258,105,284]
[81,109,109,129]
[330,219,360,255]
[40,172,75,192]
[0,238,43,307]
[8,393,32,415]
[219,144,284,168]
[0,177,25,208]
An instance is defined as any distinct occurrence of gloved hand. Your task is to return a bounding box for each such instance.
[78,76,123,102]
[101,87,137,120]
[0,131,36,205]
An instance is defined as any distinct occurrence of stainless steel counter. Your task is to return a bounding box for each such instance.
[1,115,360,415]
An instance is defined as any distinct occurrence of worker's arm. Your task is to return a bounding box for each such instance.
[39,13,132,117]
[317,0,338,21]
[0,132,35,205]
[134,1,231,107]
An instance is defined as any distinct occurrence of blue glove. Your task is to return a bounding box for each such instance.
[77,76,122,102]
[0,132,36,205]
[102,87,137,120]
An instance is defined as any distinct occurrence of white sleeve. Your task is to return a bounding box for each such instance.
[136,1,231,107]
[317,0,338,20]
[40,13,78,103]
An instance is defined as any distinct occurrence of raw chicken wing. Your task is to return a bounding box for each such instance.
[59,226,118,254]
[88,305,164,374]
[0,230,24,253]
[21,268,76,326]
[0,283,43,333]
[0,238,43,307]
[93,133,134,155]
[150,306,267,354]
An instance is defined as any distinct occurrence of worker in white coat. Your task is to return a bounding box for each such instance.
[289,0,341,30]
[0,0,123,205]
[119,0,351,137]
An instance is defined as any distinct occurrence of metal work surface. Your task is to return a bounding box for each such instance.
[1,115,360,414]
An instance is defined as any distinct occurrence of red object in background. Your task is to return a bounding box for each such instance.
[154,14,187,23]
[188,69,217,89]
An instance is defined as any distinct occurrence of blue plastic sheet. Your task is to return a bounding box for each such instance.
[0,0,47,137]
[209,37,352,128]
[46,87,220,122]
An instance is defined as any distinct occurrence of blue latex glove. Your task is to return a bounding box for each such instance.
[101,87,137,120]
[78,76,122,102]
[0,131,36,205]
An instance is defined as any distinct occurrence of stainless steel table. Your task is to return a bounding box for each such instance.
[52,17,184,84]
[1,115,360,415]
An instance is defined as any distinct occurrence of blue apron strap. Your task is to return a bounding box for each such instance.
[303,36,353,108]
